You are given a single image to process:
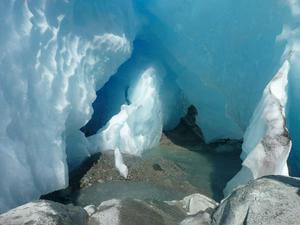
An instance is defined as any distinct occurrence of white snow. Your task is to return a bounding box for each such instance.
[224,61,291,195]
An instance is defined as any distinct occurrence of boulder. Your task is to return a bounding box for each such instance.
[213,176,300,225]
[87,198,186,225]
[0,200,87,225]
[87,193,218,225]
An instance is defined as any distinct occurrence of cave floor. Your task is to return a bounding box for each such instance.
[43,120,242,205]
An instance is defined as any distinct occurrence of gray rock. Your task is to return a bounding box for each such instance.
[166,193,218,216]
[166,194,217,225]
[0,200,87,225]
[180,212,212,225]
[87,198,187,225]
[87,193,218,225]
[84,205,97,217]
[213,176,300,225]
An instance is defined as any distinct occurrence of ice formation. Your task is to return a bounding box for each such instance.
[0,0,136,212]
[279,22,300,175]
[88,67,164,176]
[224,61,292,195]
[0,0,300,213]
[134,0,291,142]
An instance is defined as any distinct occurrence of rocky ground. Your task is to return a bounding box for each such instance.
[2,176,300,225]
[78,150,198,194]
[2,121,300,225]
[1,114,247,224]
[43,116,242,205]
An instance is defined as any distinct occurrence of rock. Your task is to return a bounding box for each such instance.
[180,212,212,225]
[153,163,164,171]
[88,199,121,225]
[213,176,300,225]
[87,198,188,225]
[78,150,198,195]
[212,139,242,154]
[84,205,97,216]
[166,193,218,216]
[0,200,87,225]
[87,193,218,225]
[0,193,218,225]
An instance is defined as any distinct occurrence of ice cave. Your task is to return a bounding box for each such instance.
[0,0,300,224]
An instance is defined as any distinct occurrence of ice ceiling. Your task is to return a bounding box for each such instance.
[0,0,299,212]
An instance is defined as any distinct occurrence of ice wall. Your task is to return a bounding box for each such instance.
[134,0,291,142]
[224,61,291,195]
[0,0,136,212]
[280,4,300,175]
[134,0,300,178]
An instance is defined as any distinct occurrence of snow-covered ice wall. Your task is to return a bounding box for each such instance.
[280,6,300,175]
[0,0,300,213]
[224,61,292,195]
[0,0,136,212]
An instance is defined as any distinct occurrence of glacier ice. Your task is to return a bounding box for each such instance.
[134,0,300,193]
[278,23,300,175]
[0,0,300,213]
[0,0,136,212]
[88,66,163,176]
[224,61,291,195]
[134,0,290,142]
[82,44,187,137]
[86,47,187,176]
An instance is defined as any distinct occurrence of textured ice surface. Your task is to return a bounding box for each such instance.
[0,0,136,212]
[224,61,291,195]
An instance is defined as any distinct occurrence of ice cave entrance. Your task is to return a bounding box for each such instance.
[1,0,299,214]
